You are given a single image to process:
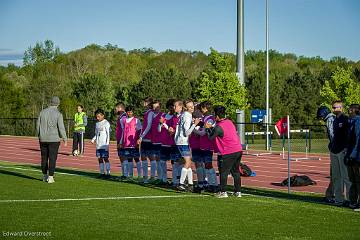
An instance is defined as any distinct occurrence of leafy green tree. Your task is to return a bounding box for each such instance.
[320,66,360,108]
[0,74,26,117]
[73,74,116,114]
[197,49,248,119]
[23,40,60,66]
[131,66,192,112]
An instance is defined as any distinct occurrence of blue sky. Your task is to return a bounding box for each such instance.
[0,0,359,66]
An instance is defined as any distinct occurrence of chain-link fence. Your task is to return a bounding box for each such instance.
[242,122,329,154]
[0,118,118,141]
[0,118,329,154]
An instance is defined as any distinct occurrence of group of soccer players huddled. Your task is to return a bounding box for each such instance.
[90,97,223,193]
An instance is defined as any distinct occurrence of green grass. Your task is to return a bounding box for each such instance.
[246,138,329,154]
[0,161,359,240]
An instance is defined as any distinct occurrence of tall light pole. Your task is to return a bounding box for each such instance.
[236,0,245,142]
[265,0,270,151]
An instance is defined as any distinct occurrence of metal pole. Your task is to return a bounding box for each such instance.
[236,0,245,142]
[265,0,270,151]
[287,115,291,194]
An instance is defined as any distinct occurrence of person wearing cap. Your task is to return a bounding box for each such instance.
[318,101,351,205]
[36,96,67,183]
[317,105,336,203]
[330,100,351,206]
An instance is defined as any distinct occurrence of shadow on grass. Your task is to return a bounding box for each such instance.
[0,169,41,181]
[7,163,328,204]
[24,165,178,194]
[239,186,325,205]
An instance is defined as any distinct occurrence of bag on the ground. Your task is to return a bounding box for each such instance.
[239,163,253,177]
[281,175,316,186]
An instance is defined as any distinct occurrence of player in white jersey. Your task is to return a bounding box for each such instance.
[91,109,111,178]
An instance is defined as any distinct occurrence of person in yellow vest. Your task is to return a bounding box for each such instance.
[72,105,87,156]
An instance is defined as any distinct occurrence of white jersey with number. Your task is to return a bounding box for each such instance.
[92,119,111,150]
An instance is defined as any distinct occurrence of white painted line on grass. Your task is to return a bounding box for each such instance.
[0,195,208,203]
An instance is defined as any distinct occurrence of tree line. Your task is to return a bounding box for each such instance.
[1,40,359,126]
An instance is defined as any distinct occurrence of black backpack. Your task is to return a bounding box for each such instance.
[281,175,317,187]
[239,163,253,177]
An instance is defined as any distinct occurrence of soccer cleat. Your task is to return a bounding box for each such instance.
[193,186,204,194]
[333,201,344,207]
[324,198,335,204]
[354,207,360,212]
[206,185,217,193]
[119,175,128,181]
[43,174,48,182]
[148,177,157,184]
[177,184,187,191]
[141,177,149,184]
[215,191,228,198]
[47,176,55,184]
[233,192,242,198]
[187,185,194,193]
[72,150,79,156]
[349,203,358,209]
[154,179,165,186]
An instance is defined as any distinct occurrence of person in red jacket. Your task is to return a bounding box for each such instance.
[205,106,243,198]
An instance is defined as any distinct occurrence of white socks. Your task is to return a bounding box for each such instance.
[180,167,188,184]
[187,168,193,185]
[180,167,193,185]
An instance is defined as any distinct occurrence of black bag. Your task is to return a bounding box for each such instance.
[281,175,316,187]
[239,163,252,177]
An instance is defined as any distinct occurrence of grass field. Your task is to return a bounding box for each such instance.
[247,138,329,154]
[0,160,359,240]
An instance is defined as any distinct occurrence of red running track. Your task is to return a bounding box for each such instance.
[0,136,330,195]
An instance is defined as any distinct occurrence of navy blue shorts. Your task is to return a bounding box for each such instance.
[96,149,109,158]
[117,148,126,157]
[160,146,172,161]
[191,149,202,163]
[160,146,181,161]
[140,141,153,158]
[152,143,162,157]
[123,148,140,158]
[177,145,192,158]
[199,150,214,163]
